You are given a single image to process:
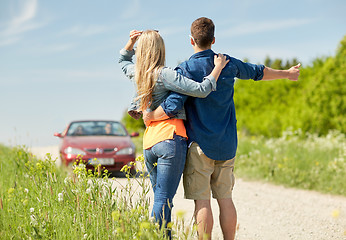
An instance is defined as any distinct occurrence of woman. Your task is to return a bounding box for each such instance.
[119,30,228,235]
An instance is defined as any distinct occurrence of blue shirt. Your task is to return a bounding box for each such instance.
[160,49,265,160]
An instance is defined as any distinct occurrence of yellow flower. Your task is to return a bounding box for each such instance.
[120,165,128,172]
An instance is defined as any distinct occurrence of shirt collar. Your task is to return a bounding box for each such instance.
[189,49,215,60]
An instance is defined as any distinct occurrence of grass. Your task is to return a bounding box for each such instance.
[0,146,194,239]
[236,129,346,196]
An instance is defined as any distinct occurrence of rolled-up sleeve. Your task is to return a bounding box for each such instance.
[160,92,188,117]
[119,49,136,80]
[232,58,265,81]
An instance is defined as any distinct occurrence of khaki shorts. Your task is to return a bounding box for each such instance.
[183,142,235,200]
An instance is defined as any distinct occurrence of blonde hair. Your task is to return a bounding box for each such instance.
[135,30,165,111]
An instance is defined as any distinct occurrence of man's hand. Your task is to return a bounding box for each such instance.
[142,106,170,126]
[142,110,152,126]
[287,63,301,81]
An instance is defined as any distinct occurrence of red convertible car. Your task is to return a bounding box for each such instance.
[54,120,139,172]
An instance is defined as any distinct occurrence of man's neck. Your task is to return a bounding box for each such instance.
[193,45,212,53]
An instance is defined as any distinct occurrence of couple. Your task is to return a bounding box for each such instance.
[119,17,300,240]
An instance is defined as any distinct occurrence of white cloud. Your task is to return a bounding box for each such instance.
[0,0,45,47]
[219,18,315,38]
[10,0,37,27]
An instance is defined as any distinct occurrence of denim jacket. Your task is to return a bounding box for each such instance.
[119,48,217,120]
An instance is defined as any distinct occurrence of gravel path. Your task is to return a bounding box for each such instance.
[30,146,346,240]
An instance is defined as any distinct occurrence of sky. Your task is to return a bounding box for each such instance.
[0,0,345,147]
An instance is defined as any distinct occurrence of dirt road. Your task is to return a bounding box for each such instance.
[30,146,346,240]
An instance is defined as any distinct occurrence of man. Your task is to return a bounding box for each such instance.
[144,17,300,240]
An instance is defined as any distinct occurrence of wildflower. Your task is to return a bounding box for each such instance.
[30,215,38,226]
[24,188,29,194]
[120,165,128,172]
[83,234,88,239]
[86,188,91,194]
[30,208,35,213]
[58,192,63,202]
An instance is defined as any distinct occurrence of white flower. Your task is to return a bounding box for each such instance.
[24,188,29,194]
[58,192,63,202]
[30,208,34,213]
[86,188,91,194]
[64,177,71,185]
[30,215,38,226]
[83,234,88,239]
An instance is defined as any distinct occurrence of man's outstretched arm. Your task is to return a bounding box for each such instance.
[262,63,301,81]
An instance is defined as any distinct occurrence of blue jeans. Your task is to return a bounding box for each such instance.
[144,135,187,230]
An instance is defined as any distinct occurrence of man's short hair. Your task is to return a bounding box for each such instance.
[191,17,215,48]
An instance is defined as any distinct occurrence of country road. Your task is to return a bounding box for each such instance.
[30,146,346,240]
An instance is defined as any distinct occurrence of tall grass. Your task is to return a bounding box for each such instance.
[0,146,194,239]
[236,129,346,195]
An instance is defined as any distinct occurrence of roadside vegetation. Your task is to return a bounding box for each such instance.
[0,145,193,239]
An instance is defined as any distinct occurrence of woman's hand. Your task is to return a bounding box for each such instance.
[214,53,229,69]
[129,30,142,43]
[209,53,229,82]
[124,30,142,51]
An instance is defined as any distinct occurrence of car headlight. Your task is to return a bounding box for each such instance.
[64,147,86,155]
[116,147,134,155]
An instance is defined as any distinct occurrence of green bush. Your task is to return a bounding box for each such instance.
[234,35,346,137]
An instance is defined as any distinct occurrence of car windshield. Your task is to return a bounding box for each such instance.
[66,121,128,136]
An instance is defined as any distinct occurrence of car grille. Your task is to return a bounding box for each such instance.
[85,148,115,154]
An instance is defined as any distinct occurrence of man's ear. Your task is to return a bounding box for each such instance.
[212,37,215,45]
[190,37,195,46]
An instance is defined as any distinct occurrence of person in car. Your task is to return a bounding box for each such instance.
[119,29,229,238]
[73,125,85,136]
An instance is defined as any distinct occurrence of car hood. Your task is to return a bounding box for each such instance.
[62,136,133,149]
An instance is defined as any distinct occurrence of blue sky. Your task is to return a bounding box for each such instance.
[0,0,345,147]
